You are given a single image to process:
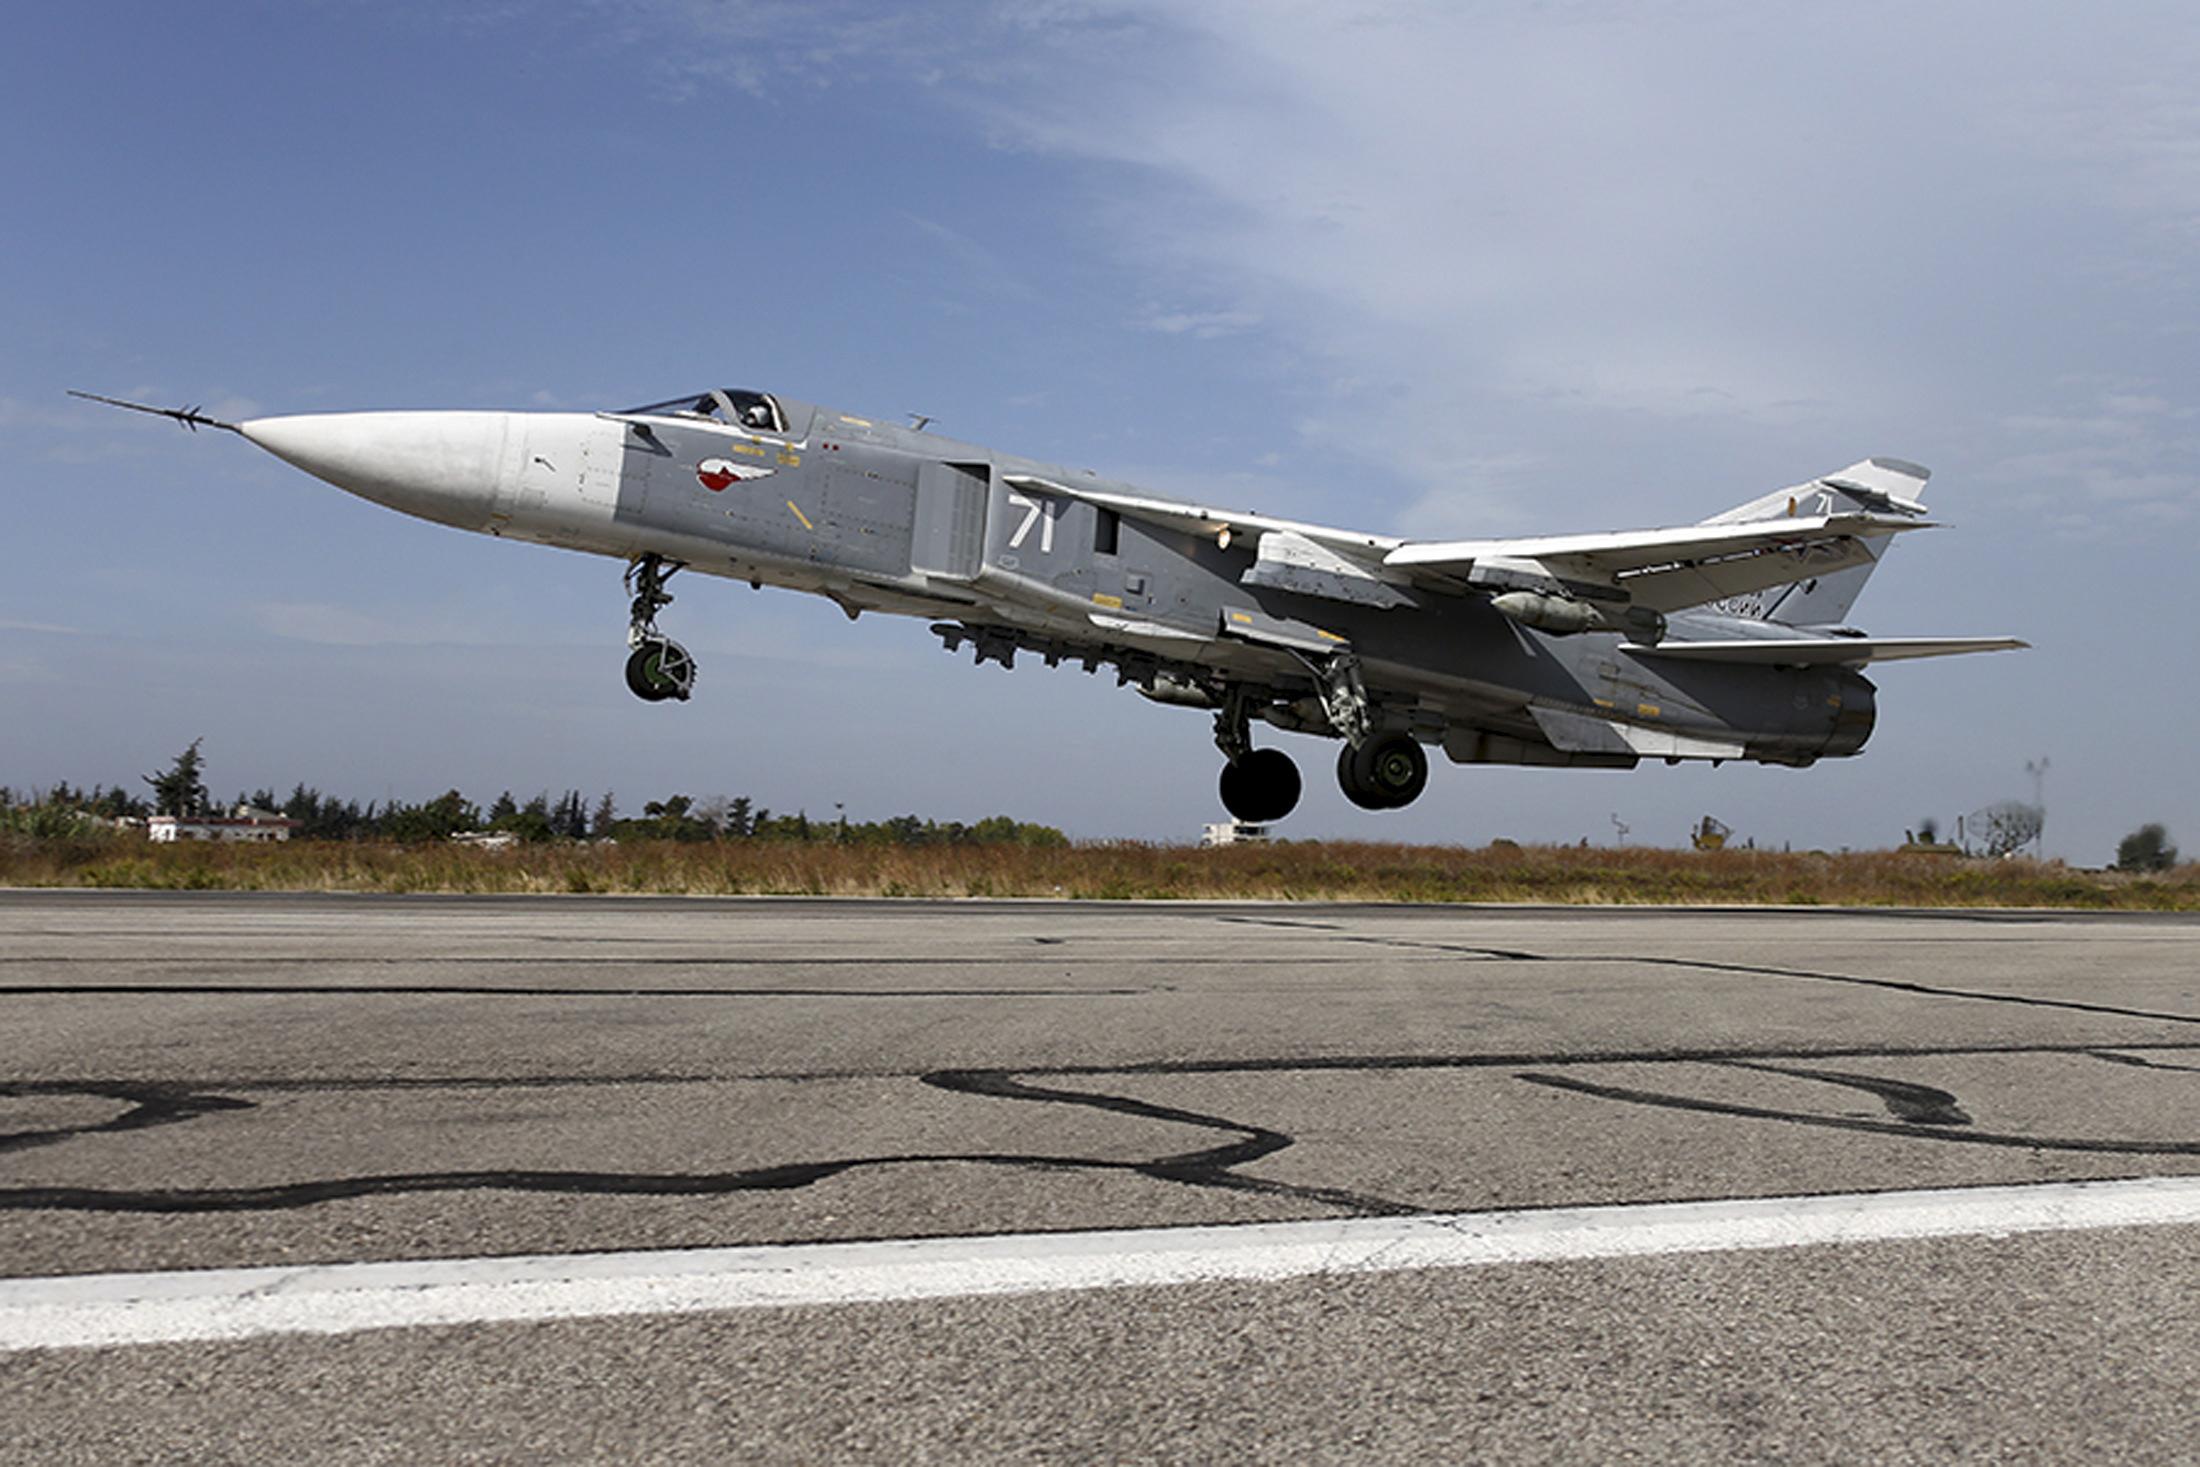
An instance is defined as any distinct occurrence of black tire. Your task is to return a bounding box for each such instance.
[1219,747,1301,823]
[624,641,691,702]
[1340,734,1428,810]
[1337,743,1387,810]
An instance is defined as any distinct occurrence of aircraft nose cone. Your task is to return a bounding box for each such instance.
[240,412,512,527]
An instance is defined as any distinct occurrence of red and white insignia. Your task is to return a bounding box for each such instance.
[696,458,772,492]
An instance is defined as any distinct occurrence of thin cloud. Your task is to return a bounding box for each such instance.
[1136,306,1263,338]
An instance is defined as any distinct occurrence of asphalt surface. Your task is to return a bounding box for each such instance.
[3,892,2196,1462]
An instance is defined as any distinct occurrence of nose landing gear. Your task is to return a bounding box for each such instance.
[623,554,696,703]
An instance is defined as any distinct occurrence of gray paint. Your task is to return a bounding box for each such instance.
[90,386,2016,819]
[610,394,1906,785]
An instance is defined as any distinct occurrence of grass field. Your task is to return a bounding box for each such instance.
[4,835,2195,908]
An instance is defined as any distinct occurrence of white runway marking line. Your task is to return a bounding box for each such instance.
[5,1176,2198,1353]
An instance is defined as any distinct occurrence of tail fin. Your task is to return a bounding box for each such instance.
[1699,458,1931,626]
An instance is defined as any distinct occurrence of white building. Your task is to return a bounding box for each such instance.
[147,805,299,843]
[1201,821,1271,847]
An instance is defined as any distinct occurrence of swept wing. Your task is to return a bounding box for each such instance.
[1011,472,1935,616]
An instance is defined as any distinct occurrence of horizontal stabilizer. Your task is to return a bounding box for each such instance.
[1626,636,2029,667]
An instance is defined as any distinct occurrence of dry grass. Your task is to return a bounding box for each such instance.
[4,835,2196,908]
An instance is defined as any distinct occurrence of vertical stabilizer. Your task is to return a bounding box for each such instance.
[1700,458,1930,625]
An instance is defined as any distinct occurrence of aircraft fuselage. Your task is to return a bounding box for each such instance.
[236,393,1873,785]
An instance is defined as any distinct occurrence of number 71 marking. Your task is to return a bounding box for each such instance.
[1005,491,1058,553]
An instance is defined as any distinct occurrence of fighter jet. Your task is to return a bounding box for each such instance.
[75,387,2024,822]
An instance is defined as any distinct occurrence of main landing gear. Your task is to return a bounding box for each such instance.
[1313,652,1427,810]
[1213,689,1301,824]
[1336,733,1428,810]
[623,553,696,703]
[1210,663,1431,821]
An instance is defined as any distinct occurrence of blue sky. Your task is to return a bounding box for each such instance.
[3,2,2193,859]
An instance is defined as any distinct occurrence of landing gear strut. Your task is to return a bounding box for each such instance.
[623,554,696,703]
[1213,687,1301,823]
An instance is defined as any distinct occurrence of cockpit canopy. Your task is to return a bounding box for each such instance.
[621,389,786,434]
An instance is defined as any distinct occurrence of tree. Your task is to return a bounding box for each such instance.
[642,794,691,821]
[589,791,617,839]
[2115,823,2179,873]
[379,789,480,843]
[622,794,716,841]
[512,792,555,843]
[144,739,210,818]
[1974,800,2044,859]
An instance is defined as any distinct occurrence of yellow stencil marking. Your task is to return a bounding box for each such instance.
[729,441,768,458]
[1316,628,1347,643]
[786,501,814,531]
[1229,611,1254,624]
[1636,703,1661,718]
[1092,593,1125,610]
[777,449,801,467]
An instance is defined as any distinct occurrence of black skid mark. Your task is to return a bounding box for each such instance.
[1711,1060,1972,1126]
[1,1157,1038,1215]
[1014,1040,2200,1083]
[1287,926,2198,1029]
[925,1070,1415,1215]
[1515,1072,2197,1155]
[6,1041,2191,1214]
[2085,1050,2200,1074]
[0,1070,1414,1217]
[0,1083,254,1156]
[1630,954,2200,1029]
[1337,935,1547,963]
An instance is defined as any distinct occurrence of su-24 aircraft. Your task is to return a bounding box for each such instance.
[78,386,2026,823]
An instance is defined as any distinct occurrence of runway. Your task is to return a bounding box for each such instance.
[3,892,2195,1462]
